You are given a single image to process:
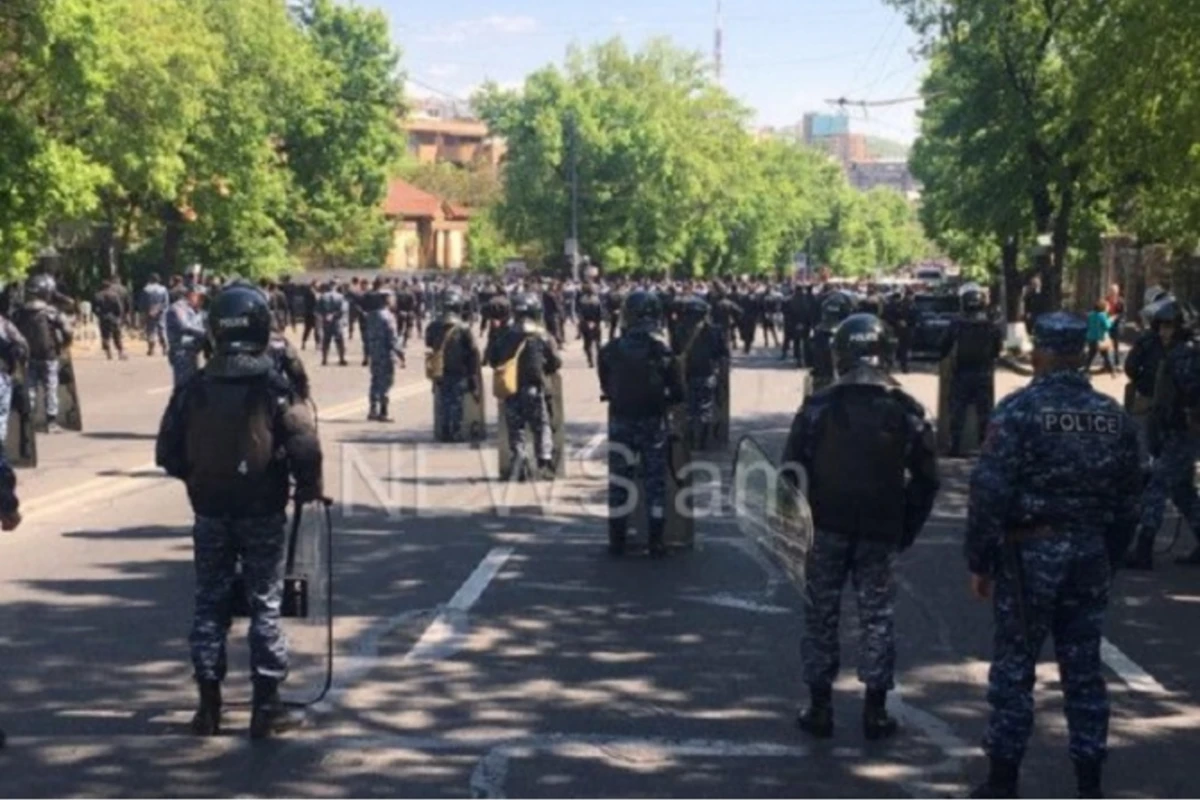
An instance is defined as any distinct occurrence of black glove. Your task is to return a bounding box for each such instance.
[294,483,322,506]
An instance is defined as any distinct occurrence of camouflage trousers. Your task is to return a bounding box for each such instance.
[949,369,994,453]
[0,371,12,446]
[169,352,198,388]
[435,377,467,441]
[504,388,553,466]
[686,374,717,443]
[190,513,289,683]
[608,414,668,521]
[802,531,897,691]
[322,322,346,362]
[144,314,166,353]
[1138,434,1200,541]
[369,357,395,402]
[985,535,1110,764]
[28,358,59,418]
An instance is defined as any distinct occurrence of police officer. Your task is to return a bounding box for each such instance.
[486,293,561,481]
[14,275,72,432]
[598,290,683,557]
[604,283,626,341]
[367,289,404,422]
[882,289,916,373]
[1123,298,1181,462]
[394,281,417,348]
[141,274,170,356]
[155,283,323,740]
[299,281,321,351]
[0,313,28,456]
[92,278,128,361]
[578,284,604,368]
[425,288,480,442]
[966,312,1140,798]
[317,282,348,366]
[940,283,1003,457]
[1125,299,1200,570]
[673,297,728,451]
[165,285,205,388]
[481,286,513,351]
[761,288,783,349]
[808,291,854,393]
[782,313,939,741]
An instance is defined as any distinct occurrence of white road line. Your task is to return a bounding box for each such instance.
[403,547,513,665]
[1101,637,1169,695]
[576,431,607,461]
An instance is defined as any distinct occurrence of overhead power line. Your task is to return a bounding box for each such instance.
[825,95,925,108]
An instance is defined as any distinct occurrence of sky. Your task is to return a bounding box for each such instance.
[367,0,927,144]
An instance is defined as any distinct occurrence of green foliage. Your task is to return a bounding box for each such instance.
[402,161,502,209]
[476,38,928,279]
[465,207,513,272]
[0,0,407,283]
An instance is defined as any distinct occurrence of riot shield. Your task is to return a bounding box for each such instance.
[497,372,566,478]
[56,349,82,431]
[280,498,334,706]
[432,367,487,446]
[732,435,814,592]
[936,348,993,455]
[6,365,36,468]
[624,405,694,551]
[712,358,731,448]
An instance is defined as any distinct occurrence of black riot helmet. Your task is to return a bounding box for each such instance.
[441,288,464,315]
[26,273,55,301]
[959,282,986,313]
[682,295,710,322]
[512,292,543,322]
[623,289,663,331]
[833,313,895,375]
[820,291,854,327]
[207,281,272,355]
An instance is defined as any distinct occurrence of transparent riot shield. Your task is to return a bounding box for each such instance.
[497,372,565,478]
[732,435,814,592]
[56,349,83,431]
[627,405,694,551]
[280,498,334,707]
[6,364,37,468]
[936,346,993,456]
[713,358,731,448]
[432,364,487,446]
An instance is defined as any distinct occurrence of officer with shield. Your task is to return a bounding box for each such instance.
[425,288,482,443]
[966,313,1140,798]
[486,293,561,481]
[156,283,323,740]
[806,291,854,396]
[13,275,73,433]
[0,314,29,461]
[673,296,729,452]
[781,313,939,740]
[599,290,684,557]
[939,283,1003,457]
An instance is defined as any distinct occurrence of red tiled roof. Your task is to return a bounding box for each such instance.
[383,179,443,218]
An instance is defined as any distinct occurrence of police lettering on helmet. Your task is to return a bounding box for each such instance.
[832,313,895,376]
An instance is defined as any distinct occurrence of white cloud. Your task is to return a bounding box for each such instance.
[418,15,538,44]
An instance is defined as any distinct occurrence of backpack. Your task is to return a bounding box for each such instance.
[185,376,277,495]
[608,334,669,416]
[426,324,456,381]
[493,337,528,400]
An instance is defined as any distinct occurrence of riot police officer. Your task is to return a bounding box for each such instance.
[141,274,171,356]
[485,293,561,481]
[940,283,1003,457]
[1123,298,1182,451]
[425,289,481,442]
[808,291,854,393]
[92,278,128,361]
[781,313,939,741]
[165,285,205,388]
[1126,299,1200,569]
[673,297,729,451]
[14,274,72,431]
[366,289,404,422]
[155,283,323,740]
[577,284,604,368]
[317,282,348,366]
[0,312,28,453]
[0,446,19,749]
[966,312,1140,798]
[598,291,684,557]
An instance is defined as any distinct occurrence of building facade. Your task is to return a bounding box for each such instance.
[381,179,470,270]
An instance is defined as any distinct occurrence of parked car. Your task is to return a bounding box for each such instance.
[911,293,961,357]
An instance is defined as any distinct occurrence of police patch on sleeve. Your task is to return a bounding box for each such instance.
[1040,409,1122,435]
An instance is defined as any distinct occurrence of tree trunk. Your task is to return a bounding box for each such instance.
[1001,233,1023,323]
[161,203,184,276]
[1048,181,1074,311]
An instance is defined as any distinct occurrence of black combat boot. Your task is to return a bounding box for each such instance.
[249,679,305,740]
[647,518,667,558]
[970,758,1019,798]
[367,399,379,421]
[795,683,834,738]
[862,688,898,740]
[190,680,222,736]
[1075,759,1103,799]
[1124,531,1154,571]
[378,397,392,423]
[537,459,556,481]
[608,516,629,556]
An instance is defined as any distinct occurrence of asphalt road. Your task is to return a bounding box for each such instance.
[0,326,1196,798]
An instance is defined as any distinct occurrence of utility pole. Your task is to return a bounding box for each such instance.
[567,113,580,282]
[713,0,724,84]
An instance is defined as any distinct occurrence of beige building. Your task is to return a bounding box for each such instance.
[382,179,470,270]
[404,116,506,168]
